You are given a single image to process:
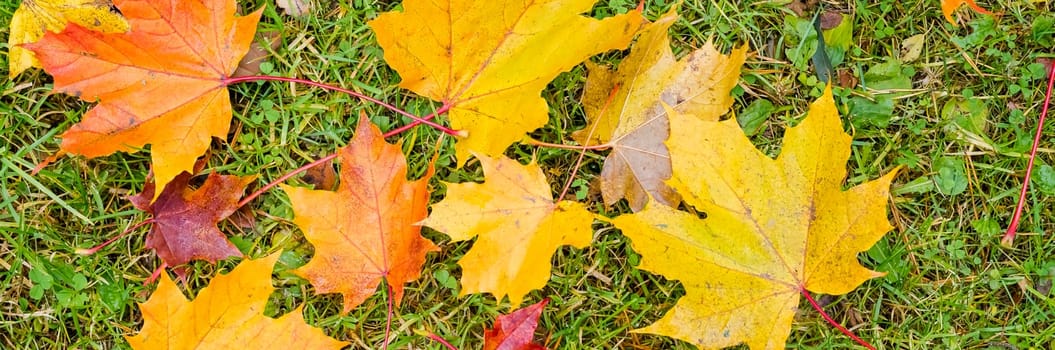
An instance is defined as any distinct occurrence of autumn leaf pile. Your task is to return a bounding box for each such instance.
[6,0,908,348]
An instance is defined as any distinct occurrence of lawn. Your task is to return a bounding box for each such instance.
[2,0,1055,349]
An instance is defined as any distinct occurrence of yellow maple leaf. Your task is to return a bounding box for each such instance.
[126,254,348,349]
[369,0,644,165]
[574,7,746,211]
[424,154,594,306]
[612,88,898,348]
[940,0,992,26]
[7,0,128,77]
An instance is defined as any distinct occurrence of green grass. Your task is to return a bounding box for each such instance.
[3,0,1055,349]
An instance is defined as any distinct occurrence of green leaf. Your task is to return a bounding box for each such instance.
[737,99,775,136]
[1033,164,1055,195]
[932,157,968,196]
[823,14,853,66]
[849,95,895,128]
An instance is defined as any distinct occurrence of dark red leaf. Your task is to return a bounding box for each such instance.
[484,299,549,350]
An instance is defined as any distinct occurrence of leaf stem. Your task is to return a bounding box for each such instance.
[556,83,620,202]
[223,75,460,137]
[236,153,339,208]
[76,219,155,255]
[799,287,875,350]
[145,262,168,285]
[1004,61,1055,246]
[383,281,394,350]
[382,103,456,138]
[524,138,612,151]
[425,332,458,350]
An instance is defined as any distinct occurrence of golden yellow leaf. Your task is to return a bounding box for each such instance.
[575,7,746,211]
[126,254,348,349]
[612,88,898,348]
[369,0,644,165]
[424,154,594,306]
[8,0,128,77]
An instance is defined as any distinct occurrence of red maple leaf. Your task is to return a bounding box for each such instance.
[130,171,256,268]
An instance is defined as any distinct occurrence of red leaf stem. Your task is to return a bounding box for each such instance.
[76,218,154,255]
[223,75,459,136]
[236,153,339,208]
[557,84,620,202]
[1003,62,1055,246]
[383,281,393,350]
[800,287,875,350]
[426,332,458,350]
[381,104,455,138]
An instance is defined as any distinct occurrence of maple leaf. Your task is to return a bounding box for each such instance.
[130,171,256,268]
[612,88,898,348]
[940,0,992,26]
[369,0,644,165]
[126,254,349,349]
[7,0,128,77]
[25,0,262,199]
[484,299,549,350]
[425,154,594,306]
[574,8,746,211]
[282,120,439,313]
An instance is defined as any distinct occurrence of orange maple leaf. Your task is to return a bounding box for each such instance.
[282,120,439,313]
[126,254,348,349]
[25,0,262,198]
[129,171,256,269]
[940,0,992,26]
[369,0,644,165]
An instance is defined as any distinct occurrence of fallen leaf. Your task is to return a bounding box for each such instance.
[282,120,438,313]
[276,0,312,17]
[25,0,262,199]
[126,254,349,349]
[7,0,128,77]
[484,299,549,350]
[612,88,898,348]
[425,154,594,306]
[369,0,644,165]
[899,34,926,63]
[130,171,256,268]
[941,0,992,26]
[300,157,337,190]
[818,11,843,30]
[575,8,746,211]
[233,31,282,78]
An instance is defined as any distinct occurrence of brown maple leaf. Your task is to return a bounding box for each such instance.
[484,299,550,350]
[282,120,438,313]
[25,0,262,199]
[575,8,746,211]
[130,171,256,268]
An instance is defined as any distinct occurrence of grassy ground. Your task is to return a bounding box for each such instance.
[2,0,1055,348]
